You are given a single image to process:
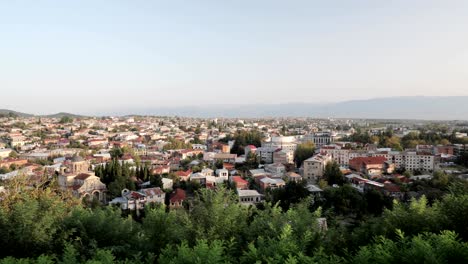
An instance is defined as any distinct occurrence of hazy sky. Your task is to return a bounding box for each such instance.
[1,0,468,114]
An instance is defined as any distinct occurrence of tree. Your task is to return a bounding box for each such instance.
[294,141,315,168]
[59,116,73,124]
[8,151,18,159]
[352,231,468,264]
[439,139,451,145]
[322,184,366,216]
[159,240,229,264]
[110,147,124,159]
[432,170,449,188]
[189,188,249,242]
[226,130,264,155]
[267,180,310,211]
[323,161,343,186]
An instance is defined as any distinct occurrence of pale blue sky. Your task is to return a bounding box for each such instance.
[1,0,468,114]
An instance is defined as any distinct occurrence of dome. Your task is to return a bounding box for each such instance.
[71,155,84,162]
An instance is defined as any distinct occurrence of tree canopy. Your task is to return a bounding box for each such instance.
[293,141,315,168]
[0,174,468,263]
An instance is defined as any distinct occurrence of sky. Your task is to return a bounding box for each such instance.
[1,0,468,115]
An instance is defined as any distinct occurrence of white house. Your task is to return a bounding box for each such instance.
[238,189,263,205]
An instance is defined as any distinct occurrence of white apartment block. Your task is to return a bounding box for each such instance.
[320,145,439,172]
[303,154,332,182]
[261,136,298,153]
[387,151,438,172]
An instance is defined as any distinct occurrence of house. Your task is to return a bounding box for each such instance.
[230,176,249,190]
[87,138,108,148]
[249,169,270,178]
[213,153,237,163]
[192,144,207,150]
[286,172,302,182]
[152,165,171,175]
[306,184,323,196]
[383,183,403,200]
[162,178,174,190]
[264,163,286,177]
[220,144,230,153]
[244,145,257,156]
[216,168,229,178]
[273,149,294,165]
[259,177,285,192]
[200,168,214,177]
[175,170,192,181]
[349,156,394,175]
[222,162,235,171]
[140,187,165,204]
[238,189,263,205]
[180,149,204,159]
[345,174,384,193]
[190,172,206,185]
[256,147,277,164]
[109,187,165,210]
[169,188,186,208]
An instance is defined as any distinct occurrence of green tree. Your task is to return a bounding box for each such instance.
[8,151,18,159]
[267,180,310,211]
[59,116,73,124]
[323,161,344,186]
[159,240,229,264]
[293,141,315,168]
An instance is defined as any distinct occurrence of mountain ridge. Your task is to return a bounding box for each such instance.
[1,96,467,120]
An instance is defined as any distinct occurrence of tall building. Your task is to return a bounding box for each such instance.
[261,136,298,153]
[303,154,332,182]
[301,132,336,147]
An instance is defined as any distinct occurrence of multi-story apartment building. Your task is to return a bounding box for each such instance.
[303,153,332,182]
[261,136,298,153]
[273,149,294,164]
[387,151,439,172]
[320,145,439,172]
[301,132,336,147]
[256,147,277,164]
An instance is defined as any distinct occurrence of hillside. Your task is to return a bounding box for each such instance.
[130,96,468,120]
[0,109,34,117]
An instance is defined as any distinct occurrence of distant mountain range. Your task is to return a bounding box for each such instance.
[129,96,468,120]
[1,96,468,120]
[0,109,84,118]
[0,109,34,117]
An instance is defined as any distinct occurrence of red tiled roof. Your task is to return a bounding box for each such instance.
[75,173,91,180]
[232,176,248,184]
[170,188,186,202]
[384,184,401,192]
[175,170,192,177]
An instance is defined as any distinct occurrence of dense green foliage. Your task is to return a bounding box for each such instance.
[1,176,468,263]
[293,141,316,167]
[94,160,161,197]
[163,138,192,151]
[323,161,344,186]
[59,116,73,124]
[220,130,264,155]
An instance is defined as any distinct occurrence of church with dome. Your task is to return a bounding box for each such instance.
[58,155,107,203]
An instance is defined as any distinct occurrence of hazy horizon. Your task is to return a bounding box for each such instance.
[2,1,468,114]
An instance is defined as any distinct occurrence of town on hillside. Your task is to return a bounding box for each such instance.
[1,114,467,211]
